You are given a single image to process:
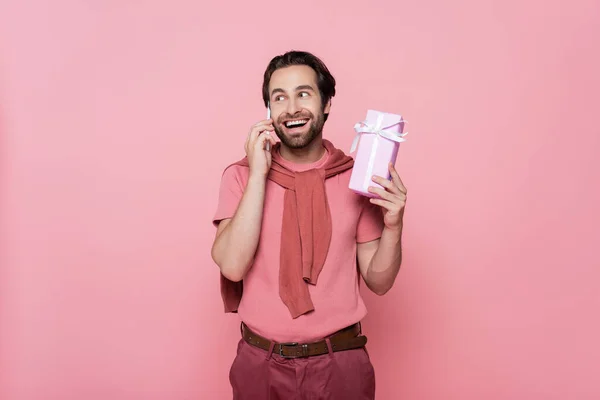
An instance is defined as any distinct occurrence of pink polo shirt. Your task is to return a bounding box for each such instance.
[213,147,384,343]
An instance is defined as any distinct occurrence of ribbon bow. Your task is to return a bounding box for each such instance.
[350,113,408,153]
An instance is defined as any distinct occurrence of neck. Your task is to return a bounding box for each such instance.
[278,135,326,164]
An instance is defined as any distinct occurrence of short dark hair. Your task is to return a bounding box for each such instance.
[262,50,336,110]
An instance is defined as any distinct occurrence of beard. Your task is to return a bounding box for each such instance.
[273,109,325,149]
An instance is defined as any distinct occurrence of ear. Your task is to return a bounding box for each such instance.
[324,98,332,114]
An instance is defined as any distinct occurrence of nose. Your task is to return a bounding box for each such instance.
[286,97,300,116]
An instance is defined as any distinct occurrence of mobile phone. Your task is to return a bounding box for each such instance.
[265,103,272,151]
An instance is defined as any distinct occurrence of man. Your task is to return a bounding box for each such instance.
[211,50,407,399]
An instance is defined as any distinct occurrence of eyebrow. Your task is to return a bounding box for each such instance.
[270,85,317,96]
[295,85,316,92]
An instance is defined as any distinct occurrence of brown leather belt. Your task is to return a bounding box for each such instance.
[241,322,367,359]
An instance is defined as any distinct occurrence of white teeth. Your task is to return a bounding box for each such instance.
[285,119,308,127]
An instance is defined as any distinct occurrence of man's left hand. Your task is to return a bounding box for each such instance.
[368,162,407,232]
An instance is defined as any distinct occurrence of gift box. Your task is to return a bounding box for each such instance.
[348,109,407,198]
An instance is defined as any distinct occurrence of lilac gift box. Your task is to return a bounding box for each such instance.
[348,109,407,198]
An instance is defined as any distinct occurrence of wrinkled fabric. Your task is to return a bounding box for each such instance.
[229,339,376,400]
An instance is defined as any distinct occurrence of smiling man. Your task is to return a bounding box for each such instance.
[211,50,407,399]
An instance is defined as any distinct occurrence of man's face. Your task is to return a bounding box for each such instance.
[268,65,330,149]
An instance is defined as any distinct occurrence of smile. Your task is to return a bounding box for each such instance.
[284,119,309,128]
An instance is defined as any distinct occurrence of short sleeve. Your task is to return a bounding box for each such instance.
[212,165,247,227]
[356,197,385,243]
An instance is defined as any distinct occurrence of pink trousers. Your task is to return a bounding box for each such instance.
[229,338,376,400]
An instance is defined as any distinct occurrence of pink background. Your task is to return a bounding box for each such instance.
[1,0,599,399]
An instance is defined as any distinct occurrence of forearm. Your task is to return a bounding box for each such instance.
[365,226,403,295]
[211,174,267,281]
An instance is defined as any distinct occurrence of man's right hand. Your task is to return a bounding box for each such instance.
[212,119,276,282]
[245,119,277,178]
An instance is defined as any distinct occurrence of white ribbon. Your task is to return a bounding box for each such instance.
[350,113,408,153]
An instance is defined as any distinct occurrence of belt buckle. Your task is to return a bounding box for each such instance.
[278,342,298,358]
[278,342,309,359]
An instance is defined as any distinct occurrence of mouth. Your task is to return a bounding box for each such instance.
[284,118,310,130]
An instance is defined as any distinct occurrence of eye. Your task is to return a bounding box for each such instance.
[275,95,285,101]
[299,91,310,98]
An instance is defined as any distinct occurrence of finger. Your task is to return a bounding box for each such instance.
[253,118,273,126]
[251,120,274,134]
[249,128,273,149]
[388,163,407,194]
[263,132,277,151]
[371,175,400,195]
[247,122,272,155]
[367,185,398,202]
[251,119,274,131]
[368,197,398,212]
[251,122,274,138]
[255,131,274,151]
[251,122,274,134]
[264,130,277,144]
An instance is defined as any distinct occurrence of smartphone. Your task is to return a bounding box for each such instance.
[265,103,272,151]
